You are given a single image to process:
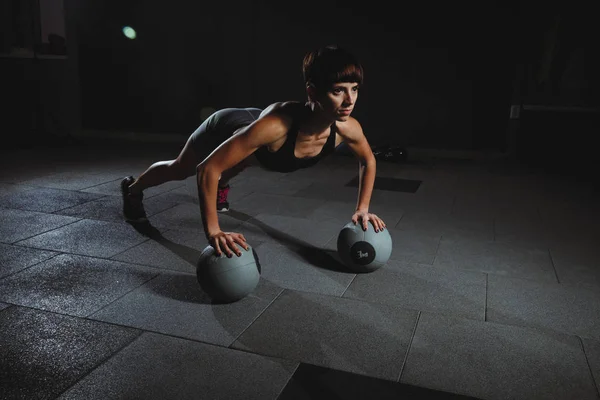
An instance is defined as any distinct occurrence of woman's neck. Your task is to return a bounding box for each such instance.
[300,102,335,135]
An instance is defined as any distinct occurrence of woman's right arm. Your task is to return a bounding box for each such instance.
[196,114,288,257]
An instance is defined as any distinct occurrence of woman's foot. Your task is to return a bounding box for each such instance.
[217,184,230,213]
[121,176,148,222]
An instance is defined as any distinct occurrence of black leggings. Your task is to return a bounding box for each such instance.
[188,107,262,163]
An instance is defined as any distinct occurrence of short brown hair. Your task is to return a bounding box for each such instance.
[302,45,364,90]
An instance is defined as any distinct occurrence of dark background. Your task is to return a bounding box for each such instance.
[1,0,598,173]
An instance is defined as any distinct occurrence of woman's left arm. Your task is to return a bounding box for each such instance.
[336,118,386,232]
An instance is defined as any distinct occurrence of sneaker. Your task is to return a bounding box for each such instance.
[217,184,230,213]
[121,176,148,222]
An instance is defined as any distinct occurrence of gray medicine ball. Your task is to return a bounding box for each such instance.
[336,222,392,272]
[197,245,261,303]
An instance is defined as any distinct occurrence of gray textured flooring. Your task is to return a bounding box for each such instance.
[1,140,599,400]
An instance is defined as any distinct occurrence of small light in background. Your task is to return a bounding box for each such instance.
[122,26,137,39]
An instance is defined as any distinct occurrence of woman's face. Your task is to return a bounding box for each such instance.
[315,82,359,121]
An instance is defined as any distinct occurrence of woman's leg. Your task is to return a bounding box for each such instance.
[121,116,215,222]
[121,137,200,222]
[128,136,199,195]
[122,108,260,219]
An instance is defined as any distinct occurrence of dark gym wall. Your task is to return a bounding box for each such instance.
[1,0,80,146]
[7,1,596,158]
[71,0,519,151]
[506,4,600,175]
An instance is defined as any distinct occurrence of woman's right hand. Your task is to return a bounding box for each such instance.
[208,231,249,257]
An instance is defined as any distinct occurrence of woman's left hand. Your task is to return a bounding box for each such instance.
[352,211,386,232]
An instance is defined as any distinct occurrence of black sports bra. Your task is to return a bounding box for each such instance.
[254,116,337,173]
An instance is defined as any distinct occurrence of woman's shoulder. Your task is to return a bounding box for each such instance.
[247,102,301,141]
[260,101,306,118]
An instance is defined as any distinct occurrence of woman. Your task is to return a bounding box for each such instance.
[121,45,386,257]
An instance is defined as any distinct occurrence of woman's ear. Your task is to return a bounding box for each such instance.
[306,83,317,102]
[307,85,324,110]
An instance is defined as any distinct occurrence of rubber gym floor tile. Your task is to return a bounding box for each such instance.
[236,213,341,249]
[492,207,543,238]
[111,227,264,274]
[0,186,104,213]
[232,290,419,382]
[140,186,202,207]
[292,182,361,203]
[382,190,455,213]
[0,182,36,198]
[401,312,599,400]
[434,237,557,283]
[148,202,247,231]
[487,275,600,341]
[550,248,600,291]
[580,338,600,393]
[285,162,357,184]
[56,332,297,400]
[547,232,600,266]
[56,193,180,223]
[250,241,354,297]
[323,226,441,265]
[0,306,141,400]
[345,176,422,193]
[0,253,160,317]
[493,229,552,251]
[343,260,486,320]
[15,219,151,258]
[437,208,494,234]
[89,272,283,346]
[0,302,10,311]
[278,363,482,399]
[395,210,494,240]
[111,228,207,273]
[143,203,205,230]
[304,199,405,228]
[0,164,54,184]
[0,208,80,244]
[226,174,316,197]
[390,165,444,182]
[81,177,185,197]
[14,171,130,191]
[229,192,326,218]
[0,242,59,279]
[384,228,442,264]
[162,176,254,203]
